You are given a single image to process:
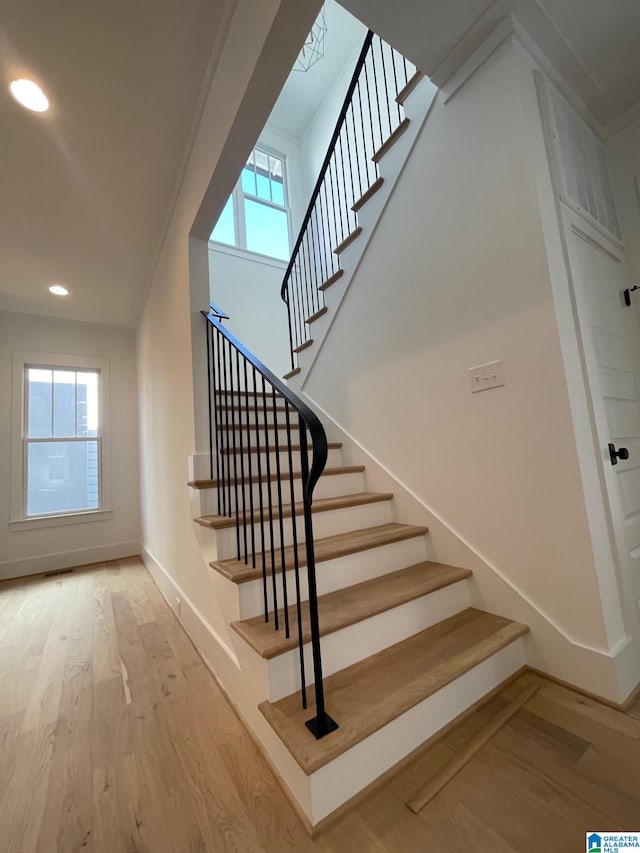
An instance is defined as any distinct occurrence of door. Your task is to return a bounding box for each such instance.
[564,210,640,615]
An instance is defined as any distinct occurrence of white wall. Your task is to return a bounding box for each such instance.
[208,246,291,375]
[0,311,140,578]
[297,40,364,199]
[301,37,615,656]
[137,0,321,664]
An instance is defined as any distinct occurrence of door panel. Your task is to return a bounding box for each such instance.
[566,218,640,607]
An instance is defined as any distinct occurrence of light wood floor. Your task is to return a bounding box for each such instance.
[1,558,639,852]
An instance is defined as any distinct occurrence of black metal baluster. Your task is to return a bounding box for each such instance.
[342,120,355,222]
[349,104,363,202]
[313,203,326,294]
[356,78,371,189]
[337,134,349,243]
[221,336,233,518]
[227,339,241,557]
[235,349,249,563]
[214,325,227,516]
[284,401,306,708]
[252,369,269,621]
[205,322,214,482]
[319,182,333,283]
[378,37,393,138]
[370,45,384,151]
[261,376,278,628]
[283,283,296,372]
[271,387,290,639]
[329,158,343,253]
[244,359,256,567]
[390,46,402,122]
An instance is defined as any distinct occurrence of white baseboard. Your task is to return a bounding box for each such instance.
[0,540,140,581]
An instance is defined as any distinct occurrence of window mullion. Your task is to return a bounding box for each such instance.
[235,184,248,250]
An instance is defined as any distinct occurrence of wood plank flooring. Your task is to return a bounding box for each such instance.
[1,558,639,852]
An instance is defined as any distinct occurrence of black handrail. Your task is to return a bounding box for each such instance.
[281,31,415,368]
[202,303,338,739]
[281,30,374,303]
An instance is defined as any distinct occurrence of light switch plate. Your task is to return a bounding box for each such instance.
[469,359,505,393]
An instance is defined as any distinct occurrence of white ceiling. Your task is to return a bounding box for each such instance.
[1,0,639,329]
[340,0,640,125]
[266,1,366,141]
[0,0,234,327]
[537,0,640,117]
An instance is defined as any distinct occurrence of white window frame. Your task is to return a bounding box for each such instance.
[10,351,112,530]
[209,143,292,261]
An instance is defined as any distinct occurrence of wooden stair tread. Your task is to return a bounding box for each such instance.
[232,561,472,659]
[293,339,313,353]
[318,269,344,292]
[259,608,529,774]
[194,492,393,530]
[373,117,411,163]
[396,70,424,105]
[334,227,362,256]
[305,307,328,325]
[220,441,342,455]
[188,465,365,489]
[283,367,300,380]
[210,522,429,583]
[352,176,384,212]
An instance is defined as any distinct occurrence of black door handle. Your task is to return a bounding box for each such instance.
[609,443,630,466]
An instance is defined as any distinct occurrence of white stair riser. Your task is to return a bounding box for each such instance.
[266,579,471,701]
[236,535,428,619]
[215,393,284,407]
[218,427,307,447]
[216,408,301,427]
[196,471,366,515]
[309,637,526,824]
[212,500,394,560]
[217,446,343,475]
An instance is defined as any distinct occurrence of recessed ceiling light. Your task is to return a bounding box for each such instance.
[49,284,69,296]
[9,79,49,112]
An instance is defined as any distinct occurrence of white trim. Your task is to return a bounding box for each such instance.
[8,509,113,531]
[141,545,240,667]
[10,350,112,524]
[0,540,139,581]
[208,241,287,270]
[441,18,513,104]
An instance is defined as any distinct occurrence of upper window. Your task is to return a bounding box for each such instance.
[11,352,111,526]
[210,146,291,262]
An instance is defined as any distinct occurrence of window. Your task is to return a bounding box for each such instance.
[11,352,111,527]
[210,146,291,261]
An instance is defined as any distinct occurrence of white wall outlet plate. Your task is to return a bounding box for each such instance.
[469,359,505,393]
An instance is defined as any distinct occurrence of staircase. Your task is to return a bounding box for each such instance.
[192,29,529,831]
[190,385,528,827]
[281,31,438,382]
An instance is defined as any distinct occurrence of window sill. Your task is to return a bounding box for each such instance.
[208,241,288,270]
[9,509,113,532]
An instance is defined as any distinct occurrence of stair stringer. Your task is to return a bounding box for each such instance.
[288,75,438,382]
[295,389,628,703]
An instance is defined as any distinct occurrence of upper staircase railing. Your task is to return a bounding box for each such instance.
[281,31,417,368]
[202,301,338,739]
